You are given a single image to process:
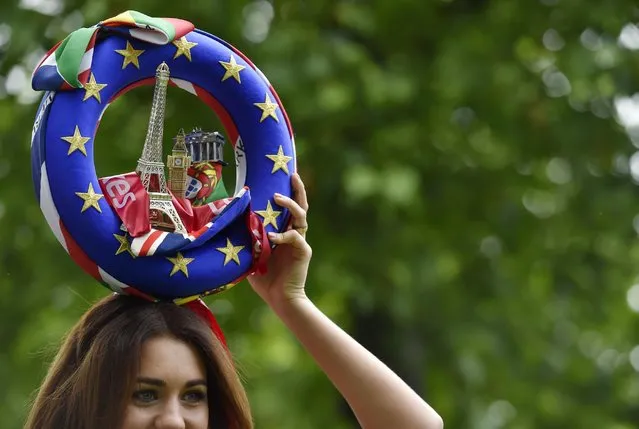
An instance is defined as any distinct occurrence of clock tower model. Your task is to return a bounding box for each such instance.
[167,130,192,198]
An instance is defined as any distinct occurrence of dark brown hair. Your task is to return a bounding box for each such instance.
[24,293,253,429]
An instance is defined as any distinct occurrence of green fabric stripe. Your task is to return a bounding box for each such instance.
[55,27,96,88]
[207,177,229,201]
[128,10,175,41]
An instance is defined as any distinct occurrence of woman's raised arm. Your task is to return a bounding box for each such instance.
[249,174,443,429]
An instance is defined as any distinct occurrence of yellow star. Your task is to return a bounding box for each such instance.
[255,200,281,229]
[219,54,246,83]
[75,183,103,213]
[61,126,91,156]
[254,93,279,122]
[167,252,195,277]
[216,238,245,266]
[82,73,107,103]
[115,41,145,69]
[172,36,198,61]
[113,233,135,258]
[265,145,293,175]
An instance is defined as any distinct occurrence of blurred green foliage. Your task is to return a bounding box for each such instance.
[1,0,639,428]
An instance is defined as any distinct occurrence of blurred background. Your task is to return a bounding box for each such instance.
[1,0,639,428]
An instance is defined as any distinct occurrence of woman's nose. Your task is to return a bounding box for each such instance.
[154,399,186,429]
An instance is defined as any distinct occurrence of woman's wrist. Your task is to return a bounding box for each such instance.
[265,289,310,315]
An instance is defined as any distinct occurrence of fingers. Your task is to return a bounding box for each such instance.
[274,192,306,225]
[292,173,309,212]
[268,230,311,253]
[272,173,309,238]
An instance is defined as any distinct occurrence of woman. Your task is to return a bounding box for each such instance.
[25,174,443,429]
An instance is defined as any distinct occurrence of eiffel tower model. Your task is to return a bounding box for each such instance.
[135,62,187,234]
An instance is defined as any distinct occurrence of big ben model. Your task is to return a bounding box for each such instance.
[167,129,192,198]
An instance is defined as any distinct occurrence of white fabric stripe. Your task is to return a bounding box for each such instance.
[255,67,271,86]
[79,48,93,73]
[39,163,68,252]
[171,78,197,95]
[129,28,169,45]
[291,136,297,170]
[98,102,111,122]
[31,92,55,147]
[131,230,169,256]
[234,136,247,196]
[42,53,57,67]
[130,230,155,255]
[207,202,222,216]
[98,267,129,294]
[188,222,213,241]
[148,231,168,254]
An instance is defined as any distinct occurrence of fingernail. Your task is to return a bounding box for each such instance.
[268,232,276,239]
[274,193,282,199]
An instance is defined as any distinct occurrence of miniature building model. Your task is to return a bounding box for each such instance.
[183,128,228,165]
[167,130,192,198]
[135,62,187,234]
[134,63,232,233]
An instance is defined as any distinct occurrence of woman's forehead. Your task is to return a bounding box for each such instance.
[137,336,207,383]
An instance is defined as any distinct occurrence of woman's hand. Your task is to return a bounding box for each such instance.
[248,173,312,309]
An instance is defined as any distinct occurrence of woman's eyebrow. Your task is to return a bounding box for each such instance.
[185,379,207,388]
[136,377,165,386]
[136,377,207,388]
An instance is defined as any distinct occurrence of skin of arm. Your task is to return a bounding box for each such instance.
[248,174,444,429]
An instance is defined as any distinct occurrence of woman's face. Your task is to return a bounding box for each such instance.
[120,336,209,429]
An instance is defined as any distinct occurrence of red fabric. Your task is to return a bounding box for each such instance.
[98,172,222,237]
[99,15,194,41]
[185,299,228,349]
[116,291,229,349]
[122,286,157,302]
[138,230,164,256]
[161,18,196,39]
[59,220,102,282]
[171,195,223,233]
[247,211,271,275]
[98,173,150,237]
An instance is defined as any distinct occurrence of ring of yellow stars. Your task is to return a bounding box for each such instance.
[255,200,281,229]
[61,125,91,156]
[254,93,279,122]
[216,238,245,266]
[172,36,198,61]
[113,233,135,258]
[115,41,145,69]
[75,183,103,213]
[82,73,107,103]
[167,252,195,277]
[219,54,246,83]
[265,145,293,175]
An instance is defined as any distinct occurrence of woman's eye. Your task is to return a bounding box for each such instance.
[183,390,207,404]
[133,389,158,403]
